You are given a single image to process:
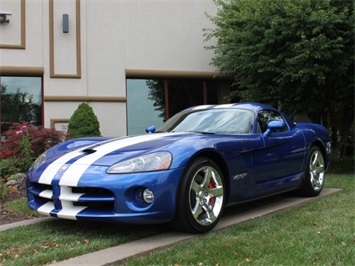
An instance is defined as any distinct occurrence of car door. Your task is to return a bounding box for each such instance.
[251,110,306,183]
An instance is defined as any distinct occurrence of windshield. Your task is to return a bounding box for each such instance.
[158,108,254,134]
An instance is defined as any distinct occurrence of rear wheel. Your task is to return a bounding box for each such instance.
[173,157,225,233]
[300,146,325,196]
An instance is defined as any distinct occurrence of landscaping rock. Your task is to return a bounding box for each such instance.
[7,173,26,191]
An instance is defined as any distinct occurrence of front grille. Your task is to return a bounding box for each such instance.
[71,187,115,211]
[28,182,115,213]
[72,186,113,197]
[30,182,52,196]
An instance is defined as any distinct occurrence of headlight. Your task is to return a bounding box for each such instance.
[107,152,172,174]
[33,150,47,170]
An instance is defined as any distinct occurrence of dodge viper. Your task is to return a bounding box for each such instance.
[26,102,331,233]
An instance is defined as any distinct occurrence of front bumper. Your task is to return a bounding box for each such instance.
[26,166,184,224]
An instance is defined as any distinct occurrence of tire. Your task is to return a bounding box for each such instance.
[299,146,326,197]
[172,157,225,234]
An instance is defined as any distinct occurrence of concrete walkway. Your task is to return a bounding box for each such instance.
[0,188,341,265]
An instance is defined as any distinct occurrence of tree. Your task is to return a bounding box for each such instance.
[0,82,41,125]
[147,79,207,120]
[147,80,166,120]
[205,0,354,157]
[67,103,101,138]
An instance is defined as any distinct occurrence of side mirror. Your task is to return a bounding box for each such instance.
[145,125,156,134]
[263,121,286,137]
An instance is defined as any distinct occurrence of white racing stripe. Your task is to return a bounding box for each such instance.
[38,146,91,185]
[191,105,213,110]
[39,189,53,199]
[37,202,55,216]
[38,138,118,185]
[59,133,171,187]
[57,202,87,220]
[59,186,84,201]
[213,103,234,108]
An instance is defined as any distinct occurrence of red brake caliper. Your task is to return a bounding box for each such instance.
[208,180,216,206]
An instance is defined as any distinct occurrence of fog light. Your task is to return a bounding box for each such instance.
[143,188,154,204]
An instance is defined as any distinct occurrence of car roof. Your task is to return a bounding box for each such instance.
[185,102,279,113]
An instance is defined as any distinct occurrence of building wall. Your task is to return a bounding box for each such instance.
[0,0,218,137]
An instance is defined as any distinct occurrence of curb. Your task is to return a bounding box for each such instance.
[0,217,55,232]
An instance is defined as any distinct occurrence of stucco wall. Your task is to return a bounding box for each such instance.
[0,0,218,137]
[124,0,217,71]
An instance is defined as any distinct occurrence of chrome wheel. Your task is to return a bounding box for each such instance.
[173,157,225,233]
[300,146,326,197]
[189,165,224,226]
[309,149,325,191]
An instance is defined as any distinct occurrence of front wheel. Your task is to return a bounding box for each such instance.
[299,146,326,197]
[172,157,225,234]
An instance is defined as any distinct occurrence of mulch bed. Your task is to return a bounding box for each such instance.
[0,189,35,226]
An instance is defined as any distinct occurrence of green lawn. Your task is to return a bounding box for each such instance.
[121,174,355,266]
[0,174,353,266]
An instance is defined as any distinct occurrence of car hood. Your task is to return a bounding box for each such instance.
[48,132,198,167]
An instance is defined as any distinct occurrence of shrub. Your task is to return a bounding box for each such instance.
[67,103,101,138]
[16,135,35,173]
[0,158,20,178]
[0,178,7,199]
[1,123,65,159]
[0,123,65,174]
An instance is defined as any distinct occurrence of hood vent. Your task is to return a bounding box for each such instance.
[82,148,97,154]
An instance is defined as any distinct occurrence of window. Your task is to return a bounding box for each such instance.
[257,110,287,133]
[0,76,43,128]
[126,79,164,135]
[126,78,232,135]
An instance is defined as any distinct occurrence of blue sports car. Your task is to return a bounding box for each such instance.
[26,102,331,233]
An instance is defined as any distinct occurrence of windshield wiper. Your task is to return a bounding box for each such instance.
[169,130,215,134]
[188,131,215,134]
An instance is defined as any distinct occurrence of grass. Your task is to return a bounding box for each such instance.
[0,219,169,266]
[120,174,355,266]
[0,174,353,266]
[6,198,38,217]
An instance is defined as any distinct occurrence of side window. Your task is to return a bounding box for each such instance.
[257,110,287,133]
